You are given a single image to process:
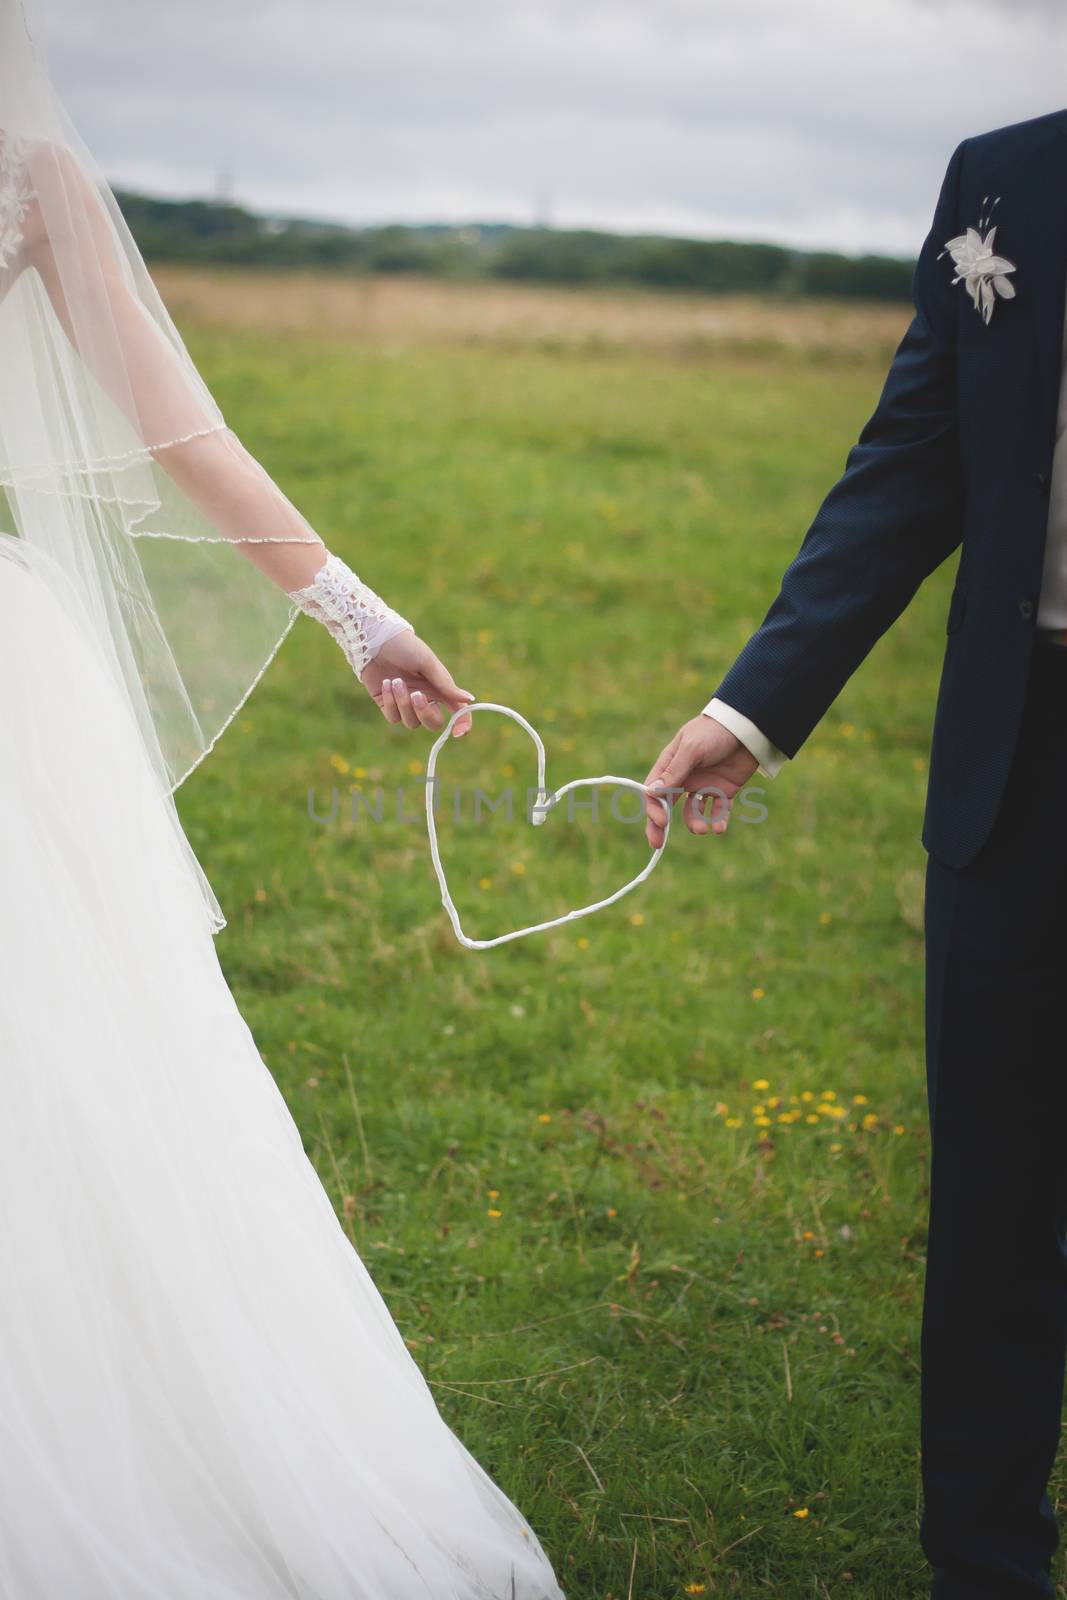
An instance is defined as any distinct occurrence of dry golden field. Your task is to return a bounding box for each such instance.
[153,263,911,365]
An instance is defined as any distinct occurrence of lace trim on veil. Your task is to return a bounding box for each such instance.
[0,425,228,485]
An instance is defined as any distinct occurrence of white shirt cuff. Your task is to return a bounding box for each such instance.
[701,697,788,779]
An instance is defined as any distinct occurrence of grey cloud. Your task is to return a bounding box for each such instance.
[35,0,1067,255]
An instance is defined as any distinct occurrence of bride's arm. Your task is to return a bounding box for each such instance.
[12,144,474,733]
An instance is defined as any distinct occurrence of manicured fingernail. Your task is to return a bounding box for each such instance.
[412,690,424,702]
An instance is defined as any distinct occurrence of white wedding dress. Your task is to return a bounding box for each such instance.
[0,533,566,1599]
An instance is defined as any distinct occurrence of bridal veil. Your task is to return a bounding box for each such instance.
[0,0,324,930]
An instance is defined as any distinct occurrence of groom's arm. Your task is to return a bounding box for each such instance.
[643,139,966,841]
[706,138,968,765]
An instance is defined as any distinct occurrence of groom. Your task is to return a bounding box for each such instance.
[643,109,1067,1600]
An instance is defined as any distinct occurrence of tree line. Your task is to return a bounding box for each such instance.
[116,191,914,302]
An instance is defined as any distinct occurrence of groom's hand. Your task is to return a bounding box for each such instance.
[642,716,759,848]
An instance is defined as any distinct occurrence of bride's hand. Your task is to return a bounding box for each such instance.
[362,630,476,737]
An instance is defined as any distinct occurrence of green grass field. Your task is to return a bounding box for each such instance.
[169,278,1045,1600]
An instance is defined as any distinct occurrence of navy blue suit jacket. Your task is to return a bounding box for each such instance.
[713,109,1067,869]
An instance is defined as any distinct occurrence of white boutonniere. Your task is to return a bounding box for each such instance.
[940,196,1016,325]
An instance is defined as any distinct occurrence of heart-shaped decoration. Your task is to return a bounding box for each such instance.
[424,702,672,950]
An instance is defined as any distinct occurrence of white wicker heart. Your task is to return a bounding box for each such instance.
[424,702,672,950]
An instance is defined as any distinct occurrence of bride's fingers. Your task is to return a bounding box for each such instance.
[388,678,422,730]
[379,677,401,724]
[409,689,445,732]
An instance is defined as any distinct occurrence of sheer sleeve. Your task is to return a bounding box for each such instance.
[8,136,329,592]
[0,123,352,793]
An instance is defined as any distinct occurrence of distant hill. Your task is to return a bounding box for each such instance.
[114,191,915,303]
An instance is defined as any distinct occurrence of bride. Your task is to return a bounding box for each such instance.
[0,4,567,1597]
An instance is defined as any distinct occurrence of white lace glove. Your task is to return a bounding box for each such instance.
[288,553,413,678]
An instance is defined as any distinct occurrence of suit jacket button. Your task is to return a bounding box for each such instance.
[1019,599,1034,620]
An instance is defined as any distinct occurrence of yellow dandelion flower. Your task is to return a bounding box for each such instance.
[826,1104,846,1118]
[488,1189,500,1199]
[753,1104,766,1116]
[629,912,645,927]
[487,1208,502,1219]
[852,1093,868,1105]
[684,1586,707,1595]
[479,876,493,890]
[840,723,855,738]
[511,861,526,876]
[715,1101,730,1116]
[725,1117,743,1128]
[768,1095,780,1108]
[754,1115,772,1128]
[793,1506,810,1518]
[753,1078,770,1090]
[576,935,589,949]
[862,1112,878,1129]
[354,766,367,779]
[330,754,349,774]
[407,760,422,776]
[830,1142,843,1153]
[893,1124,905,1135]
[819,911,832,925]
[777,1112,792,1123]
[607,1207,617,1218]
[820,1090,836,1101]
[805,1114,819,1124]
[802,1230,815,1241]
[537,1113,552,1124]
[751,986,765,1000]
[501,762,515,777]
[814,1249,825,1258]
[801,1090,814,1102]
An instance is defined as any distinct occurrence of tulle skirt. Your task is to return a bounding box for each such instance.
[0,537,565,1600]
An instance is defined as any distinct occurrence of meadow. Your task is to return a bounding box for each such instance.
[165,268,1046,1600]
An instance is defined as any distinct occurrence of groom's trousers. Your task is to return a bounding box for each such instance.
[922,634,1067,1600]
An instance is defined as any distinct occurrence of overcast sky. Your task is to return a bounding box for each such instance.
[34,0,1067,257]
